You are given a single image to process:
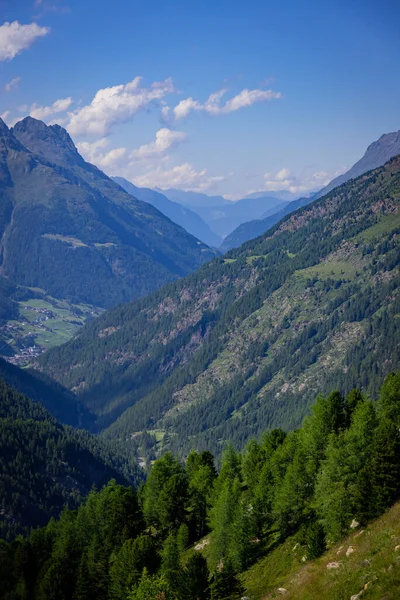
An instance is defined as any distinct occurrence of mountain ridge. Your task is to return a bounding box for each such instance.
[0,117,215,310]
[316,129,400,198]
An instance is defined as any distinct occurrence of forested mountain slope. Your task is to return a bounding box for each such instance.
[112,177,222,248]
[0,379,141,540]
[2,375,400,599]
[38,157,400,455]
[0,356,92,427]
[0,117,215,309]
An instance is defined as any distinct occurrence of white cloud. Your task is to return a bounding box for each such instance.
[77,138,127,170]
[78,136,224,193]
[77,127,186,171]
[0,21,49,61]
[129,128,187,160]
[173,97,201,120]
[173,87,282,120]
[29,97,73,120]
[67,77,175,137]
[0,110,10,122]
[5,76,20,92]
[258,168,340,196]
[134,163,225,192]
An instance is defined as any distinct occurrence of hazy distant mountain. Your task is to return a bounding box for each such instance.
[158,188,230,208]
[112,177,222,247]
[190,195,287,238]
[220,195,313,252]
[315,129,400,198]
[244,190,298,201]
[0,117,215,309]
[161,188,286,238]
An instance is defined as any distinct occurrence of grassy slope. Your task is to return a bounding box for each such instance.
[241,502,400,600]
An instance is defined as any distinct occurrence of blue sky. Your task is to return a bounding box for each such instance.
[0,0,399,198]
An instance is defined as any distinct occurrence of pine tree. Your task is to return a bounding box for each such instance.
[369,419,400,516]
[209,561,244,600]
[184,552,210,600]
[109,536,159,600]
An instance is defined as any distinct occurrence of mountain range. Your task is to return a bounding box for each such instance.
[160,187,288,239]
[112,176,223,247]
[221,129,400,251]
[37,155,400,457]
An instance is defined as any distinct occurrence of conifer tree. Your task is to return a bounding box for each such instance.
[184,552,210,600]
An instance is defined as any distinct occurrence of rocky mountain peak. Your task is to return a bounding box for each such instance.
[12,117,80,166]
[0,118,10,136]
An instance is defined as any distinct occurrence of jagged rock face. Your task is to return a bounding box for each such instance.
[12,116,81,166]
[0,118,215,307]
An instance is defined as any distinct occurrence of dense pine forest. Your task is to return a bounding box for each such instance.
[2,374,400,600]
[0,380,142,541]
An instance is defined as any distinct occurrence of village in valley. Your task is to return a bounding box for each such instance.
[0,299,102,366]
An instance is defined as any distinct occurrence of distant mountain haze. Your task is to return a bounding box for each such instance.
[157,188,230,208]
[161,187,287,238]
[112,176,222,247]
[220,194,315,252]
[0,117,215,309]
[244,190,298,201]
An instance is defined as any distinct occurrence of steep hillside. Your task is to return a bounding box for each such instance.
[0,117,215,310]
[0,379,141,540]
[2,375,400,599]
[112,176,222,247]
[0,356,93,427]
[222,129,400,252]
[38,157,400,453]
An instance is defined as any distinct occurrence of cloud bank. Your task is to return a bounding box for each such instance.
[67,77,175,137]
